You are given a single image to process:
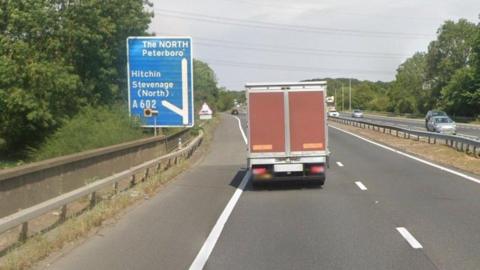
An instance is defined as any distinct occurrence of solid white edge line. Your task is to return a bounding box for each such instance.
[336,162,344,167]
[189,115,249,270]
[189,171,250,270]
[234,115,248,145]
[396,227,423,249]
[355,181,368,191]
[329,125,480,185]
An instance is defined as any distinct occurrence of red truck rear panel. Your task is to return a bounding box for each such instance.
[288,91,326,152]
[249,92,285,153]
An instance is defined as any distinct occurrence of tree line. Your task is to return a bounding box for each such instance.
[0,0,153,155]
[316,17,480,119]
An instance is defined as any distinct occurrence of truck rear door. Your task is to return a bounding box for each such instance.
[248,91,285,154]
[288,90,326,153]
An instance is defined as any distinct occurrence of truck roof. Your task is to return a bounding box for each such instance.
[245,81,327,89]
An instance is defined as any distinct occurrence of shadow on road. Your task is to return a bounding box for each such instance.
[229,169,323,192]
[228,168,248,189]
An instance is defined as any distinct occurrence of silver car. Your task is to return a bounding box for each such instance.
[351,109,363,118]
[427,116,456,134]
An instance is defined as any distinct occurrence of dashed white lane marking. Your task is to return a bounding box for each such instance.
[336,162,344,167]
[396,227,423,249]
[189,116,249,270]
[355,181,368,191]
[330,125,480,185]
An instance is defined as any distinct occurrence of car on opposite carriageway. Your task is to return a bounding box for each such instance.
[425,110,448,129]
[426,116,456,134]
[351,109,363,118]
[328,110,340,117]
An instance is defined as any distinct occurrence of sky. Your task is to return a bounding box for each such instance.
[150,0,480,90]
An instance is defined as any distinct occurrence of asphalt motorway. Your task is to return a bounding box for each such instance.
[340,112,480,140]
[45,114,480,270]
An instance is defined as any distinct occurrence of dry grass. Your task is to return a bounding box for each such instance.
[0,117,220,270]
[330,122,480,176]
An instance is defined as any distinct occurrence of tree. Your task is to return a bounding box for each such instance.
[193,59,220,111]
[388,53,428,114]
[58,0,153,104]
[439,67,478,116]
[425,19,478,108]
[0,0,152,153]
[0,1,82,151]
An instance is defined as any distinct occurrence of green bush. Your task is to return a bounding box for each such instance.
[30,105,146,161]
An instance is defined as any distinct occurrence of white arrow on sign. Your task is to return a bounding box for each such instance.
[162,58,189,125]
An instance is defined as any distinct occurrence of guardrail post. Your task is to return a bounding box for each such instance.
[178,138,183,149]
[113,181,119,194]
[466,144,472,155]
[19,222,28,242]
[474,146,480,158]
[59,205,67,223]
[130,175,136,187]
[142,168,149,182]
[395,130,398,137]
[89,192,96,208]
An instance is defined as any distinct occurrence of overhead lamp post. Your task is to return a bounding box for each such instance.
[349,78,352,112]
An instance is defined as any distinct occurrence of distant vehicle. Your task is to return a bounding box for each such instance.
[426,116,456,134]
[326,96,336,112]
[351,109,363,118]
[231,109,239,115]
[247,81,329,187]
[425,110,447,128]
[328,110,340,117]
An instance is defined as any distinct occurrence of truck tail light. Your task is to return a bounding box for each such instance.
[310,165,325,174]
[252,167,267,175]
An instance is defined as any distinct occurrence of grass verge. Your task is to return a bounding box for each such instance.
[0,116,220,270]
[329,121,480,176]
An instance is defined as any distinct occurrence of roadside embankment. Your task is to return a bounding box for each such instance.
[0,117,220,270]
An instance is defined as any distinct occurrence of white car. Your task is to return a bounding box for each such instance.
[328,110,340,117]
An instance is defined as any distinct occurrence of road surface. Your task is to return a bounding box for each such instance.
[44,114,480,270]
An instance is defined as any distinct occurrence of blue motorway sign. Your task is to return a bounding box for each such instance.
[127,36,193,127]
